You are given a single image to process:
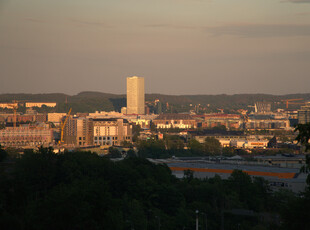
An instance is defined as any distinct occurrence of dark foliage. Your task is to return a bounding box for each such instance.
[0,148,303,230]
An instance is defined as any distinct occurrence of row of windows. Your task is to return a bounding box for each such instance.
[94,136,118,141]
[94,141,111,145]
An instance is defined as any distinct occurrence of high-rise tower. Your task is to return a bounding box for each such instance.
[126,76,145,114]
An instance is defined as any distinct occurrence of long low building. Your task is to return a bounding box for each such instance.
[153,113,197,129]
[25,102,57,108]
[150,159,307,193]
[0,125,53,147]
[193,114,243,130]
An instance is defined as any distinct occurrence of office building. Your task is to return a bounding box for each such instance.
[126,76,145,115]
[298,102,310,124]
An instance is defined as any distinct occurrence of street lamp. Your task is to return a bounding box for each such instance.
[196,210,199,230]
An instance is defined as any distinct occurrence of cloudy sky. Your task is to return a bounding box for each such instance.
[1,0,310,95]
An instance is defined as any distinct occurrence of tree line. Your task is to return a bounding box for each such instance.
[0,146,308,230]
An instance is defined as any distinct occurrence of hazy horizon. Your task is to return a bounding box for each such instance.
[1,90,310,97]
[1,0,310,95]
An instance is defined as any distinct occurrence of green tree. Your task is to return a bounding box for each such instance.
[126,149,137,158]
[150,122,157,132]
[0,145,7,162]
[107,147,122,158]
[203,137,222,155]
[137,139,167,158]
[121,140,133,148]
[132,124,142,142]
[222,147,235,157]
[295,123,310,152]
[165,135,184,150]
[187,139,204,155]
[295,123,310,183]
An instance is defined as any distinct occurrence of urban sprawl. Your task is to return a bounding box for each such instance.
[1,76,310,193]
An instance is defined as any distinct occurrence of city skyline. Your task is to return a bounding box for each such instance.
[1,0,310,95]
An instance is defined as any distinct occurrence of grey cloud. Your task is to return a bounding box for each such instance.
[205,24,310,37]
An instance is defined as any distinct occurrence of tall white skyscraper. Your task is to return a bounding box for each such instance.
[126,76,145,114]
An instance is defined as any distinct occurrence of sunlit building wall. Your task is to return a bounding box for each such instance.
[126,76,145,115]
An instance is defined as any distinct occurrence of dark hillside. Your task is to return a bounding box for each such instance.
[0,92,309,113]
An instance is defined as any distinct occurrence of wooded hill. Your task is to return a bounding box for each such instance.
[0,92,309,113]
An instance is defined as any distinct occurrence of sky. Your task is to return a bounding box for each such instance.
[1,0,310,95]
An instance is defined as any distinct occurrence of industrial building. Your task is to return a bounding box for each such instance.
[158,160,307,193]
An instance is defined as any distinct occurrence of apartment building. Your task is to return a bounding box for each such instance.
[63,117,93,146]
[93,118,132,146]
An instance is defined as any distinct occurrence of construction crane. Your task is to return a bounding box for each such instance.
[59,108,72,145]
[6,100,25,128]
[217,108,224,114]
[281,99,304,109]
[7,103,18,128]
